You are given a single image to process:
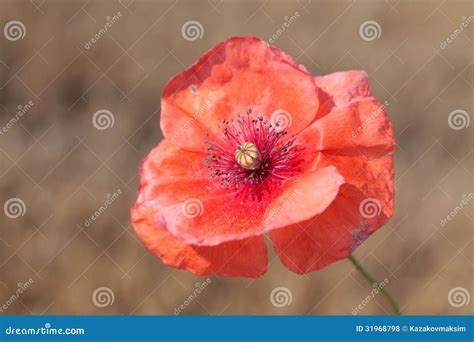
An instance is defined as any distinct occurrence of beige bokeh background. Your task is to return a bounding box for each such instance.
[0,0,472,315]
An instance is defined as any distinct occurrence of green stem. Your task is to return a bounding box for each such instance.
[348,255,401,315]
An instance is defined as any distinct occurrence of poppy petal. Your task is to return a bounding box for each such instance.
[161,36,320,151]
[157,166,344,246]
[318,154,394,219]
[301,97,394,156]
[263,166,345,231]
[314,70,371,118]
[131,202,267,277]
[270,184,390,274]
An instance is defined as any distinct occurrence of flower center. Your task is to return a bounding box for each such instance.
[204,109,304,201]
[235,142,262,170]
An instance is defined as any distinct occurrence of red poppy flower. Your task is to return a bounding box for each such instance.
[131,36,394,278]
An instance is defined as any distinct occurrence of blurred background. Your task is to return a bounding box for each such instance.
[0,0,472,315]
